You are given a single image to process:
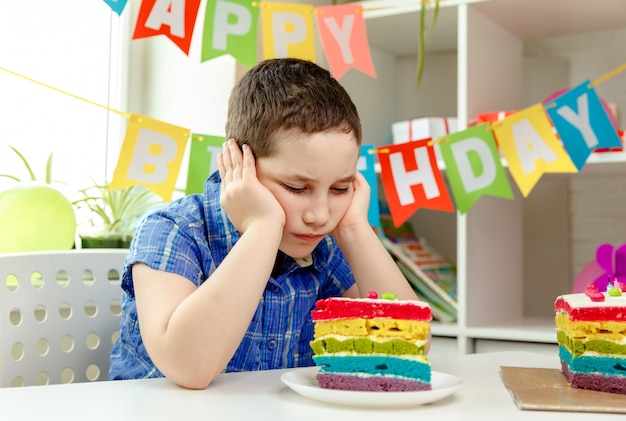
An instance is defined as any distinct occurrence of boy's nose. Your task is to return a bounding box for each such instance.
[303,198,330,226]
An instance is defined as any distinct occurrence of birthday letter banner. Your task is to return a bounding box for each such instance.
[377,79,622,227]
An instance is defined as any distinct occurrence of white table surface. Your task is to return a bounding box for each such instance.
[0,351,623,420]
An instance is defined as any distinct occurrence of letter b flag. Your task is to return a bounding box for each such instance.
[110,113,190,201]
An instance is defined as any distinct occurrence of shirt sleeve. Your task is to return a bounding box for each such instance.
[120,207,210,297]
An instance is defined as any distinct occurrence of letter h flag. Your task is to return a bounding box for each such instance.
[377,140,455,228]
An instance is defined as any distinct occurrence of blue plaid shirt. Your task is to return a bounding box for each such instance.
[109,172,355,380]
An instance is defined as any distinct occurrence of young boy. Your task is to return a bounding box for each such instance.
[109,58,418,389]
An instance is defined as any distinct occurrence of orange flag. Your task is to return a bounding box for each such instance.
[132,0,202,55]
[378,140,455,228]
[315,4,376,79]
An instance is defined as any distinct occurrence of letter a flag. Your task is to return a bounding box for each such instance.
[438,124,514,214]
[133,0,202,55]
[377,140,455,228]
[315,4,376,79]
[201,0,259,68]
[261,2,316,62]
[493,103,577,197]
[358,145,381,230]
[110,113,190,201]
[103,0,128,15]
[185,133,224,195]
[545,80,622,170]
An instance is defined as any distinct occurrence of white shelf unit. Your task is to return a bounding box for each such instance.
[339,0,626,354]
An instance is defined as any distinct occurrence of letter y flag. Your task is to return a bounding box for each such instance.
[110,113,190,201]
[315,4,376,79]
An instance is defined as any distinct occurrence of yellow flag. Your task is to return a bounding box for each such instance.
[493,103,577,197]
[261,2,316,62]
[110,113,190,201]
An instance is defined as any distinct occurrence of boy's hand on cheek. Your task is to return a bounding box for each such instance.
[218,139,285,234]
[333,172,371,236]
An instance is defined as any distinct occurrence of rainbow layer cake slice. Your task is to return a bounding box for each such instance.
[554,283,626,394]
[310,292,431,391]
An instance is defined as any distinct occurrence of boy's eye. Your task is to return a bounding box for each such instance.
[331,187,349,194]
[284,184,305,194]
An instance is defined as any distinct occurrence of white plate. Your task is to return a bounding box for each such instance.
[281,367,461,408]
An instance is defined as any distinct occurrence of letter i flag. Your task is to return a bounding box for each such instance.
[377,140,455,228]
[110,113,190,201]
[438,124,514,214]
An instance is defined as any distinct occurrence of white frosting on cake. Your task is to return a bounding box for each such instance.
[557,292,626,309]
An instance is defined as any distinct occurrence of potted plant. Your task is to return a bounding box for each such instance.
[73,181,164,249]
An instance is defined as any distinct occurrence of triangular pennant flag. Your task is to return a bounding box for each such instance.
[545,80,622,170]
[377,140,455,228]
[439,124,514,214]
[261,2,316,62]
[493,103,577,198]
[315,4,376,79]
[185,134,224,195]
[357,145,381,230]
[132,0,202,55]
[103,0,128,16]
[201,0,259,68]
[110,113,190,201]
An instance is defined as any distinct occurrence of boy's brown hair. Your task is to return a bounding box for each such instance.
[225,58,362,158]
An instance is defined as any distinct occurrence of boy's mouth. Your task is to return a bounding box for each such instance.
[294,233,324,243]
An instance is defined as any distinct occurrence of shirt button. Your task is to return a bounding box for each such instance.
[270,285,280,293]
[268,340,277,350]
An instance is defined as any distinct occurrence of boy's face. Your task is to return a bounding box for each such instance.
[255,129,360,259]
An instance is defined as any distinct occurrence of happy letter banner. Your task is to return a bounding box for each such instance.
[114,0,375,79]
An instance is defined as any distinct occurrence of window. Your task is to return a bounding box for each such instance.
[0,0,128,193]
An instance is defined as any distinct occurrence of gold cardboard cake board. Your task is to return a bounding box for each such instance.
[500,366,626,414]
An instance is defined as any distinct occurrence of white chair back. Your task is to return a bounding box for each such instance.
[0,249,127,387]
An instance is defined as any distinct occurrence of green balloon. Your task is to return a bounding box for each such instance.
[0,183,76,252]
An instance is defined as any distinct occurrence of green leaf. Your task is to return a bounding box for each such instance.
[417,0,440,88]
[8,145,36,181]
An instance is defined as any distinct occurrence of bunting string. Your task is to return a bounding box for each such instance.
[590,62,626,87]
[0,67,130,118]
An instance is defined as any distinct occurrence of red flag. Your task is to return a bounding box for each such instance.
[378,140,455,227]
[315,4,376,79]
[133,0,202,55]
